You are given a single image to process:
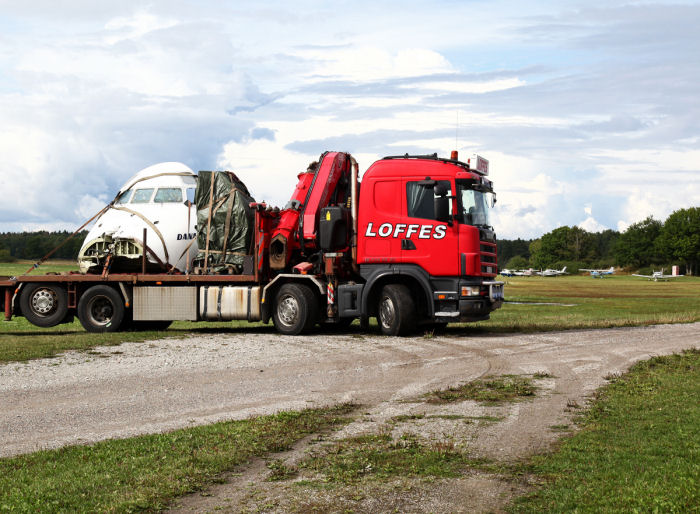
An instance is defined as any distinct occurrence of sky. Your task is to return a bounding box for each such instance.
[1,0,699,239]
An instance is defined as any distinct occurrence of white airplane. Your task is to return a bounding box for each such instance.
[538,266,568,277]
[632,269,684,282]
[580,266,615,278]
[78,162,198,274]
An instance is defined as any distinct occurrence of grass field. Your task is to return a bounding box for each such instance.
[1,262,699,363]
[0,404,355,512]
[471,273,700,332]
[512,349,700,513]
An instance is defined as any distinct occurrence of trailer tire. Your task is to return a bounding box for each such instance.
[378,284,416,336]
[273,283,318,335]
[20,283,69,328]
[78,285,125,333]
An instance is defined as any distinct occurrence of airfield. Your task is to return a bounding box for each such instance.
[1,268,699,512]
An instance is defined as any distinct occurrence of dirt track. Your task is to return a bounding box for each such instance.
[2,323,699,511]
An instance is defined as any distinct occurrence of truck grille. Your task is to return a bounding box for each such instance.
[480,241,497,277]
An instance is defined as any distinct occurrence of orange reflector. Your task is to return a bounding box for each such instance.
[156,281,162,285]
[438,294,446,300]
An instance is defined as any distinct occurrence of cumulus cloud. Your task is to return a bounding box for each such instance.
[0,0,698,238]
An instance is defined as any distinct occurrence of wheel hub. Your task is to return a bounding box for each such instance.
[32,289,56,315]
[88,296,114,325]
[277,295,299,326]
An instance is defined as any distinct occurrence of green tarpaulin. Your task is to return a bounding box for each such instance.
[193,171,255,274]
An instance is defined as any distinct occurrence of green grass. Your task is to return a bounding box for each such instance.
[468,274,700,333]
[298,432,482,483]
[424,374,537,405]
[0,404,355,513]
[512,348,700,513]
[0,259,78,277]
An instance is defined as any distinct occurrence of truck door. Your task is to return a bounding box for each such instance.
[400,178,459,276]
[358,178,403,264]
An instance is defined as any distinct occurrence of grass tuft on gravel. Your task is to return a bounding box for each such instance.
[0,404,356,513]
[425,374,537,405]
[298,432,483,483]
[512,348,700,513]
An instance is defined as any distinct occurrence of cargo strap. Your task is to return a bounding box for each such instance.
[24,203,111,275]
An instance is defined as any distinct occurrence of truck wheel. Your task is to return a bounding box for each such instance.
[377,284,416,336]
[20,283,68,328]
[273,283,318,335]
[77,285,125,333]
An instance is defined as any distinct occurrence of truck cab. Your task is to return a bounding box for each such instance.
[353,153,503,334]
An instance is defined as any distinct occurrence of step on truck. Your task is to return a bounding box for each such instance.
[0,150,504,336]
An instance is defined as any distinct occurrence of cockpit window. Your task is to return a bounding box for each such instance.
[154,188,183,203]
[131,188,155,203]
[116,190,132,204]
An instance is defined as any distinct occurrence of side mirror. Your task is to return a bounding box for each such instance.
[434,195,450,223]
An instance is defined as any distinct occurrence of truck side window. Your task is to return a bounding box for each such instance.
[406,181,451,220]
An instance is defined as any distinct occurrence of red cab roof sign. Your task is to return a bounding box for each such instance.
[471,155,489,176]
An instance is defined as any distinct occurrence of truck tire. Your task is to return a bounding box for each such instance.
[20,283,68,328]
[273,283,318,335]
[77,285,125,333]
[377,284,416,336]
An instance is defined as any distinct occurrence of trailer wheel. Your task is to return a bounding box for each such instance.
[20,283,69,328]
[377,284,416,336]
[78,285,125,333]
[273,283,318,335]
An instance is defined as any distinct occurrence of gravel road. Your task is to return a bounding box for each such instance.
[2,323,699,459]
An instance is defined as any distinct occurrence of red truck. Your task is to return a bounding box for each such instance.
[0,150,503,336]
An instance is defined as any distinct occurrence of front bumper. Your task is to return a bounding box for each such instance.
[433,280,505,322]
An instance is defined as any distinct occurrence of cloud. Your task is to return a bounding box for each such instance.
[0,0,698,240]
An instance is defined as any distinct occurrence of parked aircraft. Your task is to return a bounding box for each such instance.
[632,269,684,282]
[538,266,568,277]
[580,266,615,278]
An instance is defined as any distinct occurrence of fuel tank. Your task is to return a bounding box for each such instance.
[78,162,198,273]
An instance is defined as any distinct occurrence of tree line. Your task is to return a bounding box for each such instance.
[1,207,698,275]
[497,207,699,275]
[0,231,88,262]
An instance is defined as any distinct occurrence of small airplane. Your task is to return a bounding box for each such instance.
[580,266,615,278]
[632,269,684,282]
[537,266,567,277]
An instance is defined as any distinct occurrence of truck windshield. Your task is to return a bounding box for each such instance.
[457,181,494,228]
